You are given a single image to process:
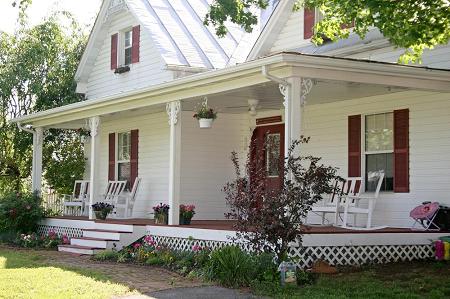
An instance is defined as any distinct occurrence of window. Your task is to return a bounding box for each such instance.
[117,132,131,183]
[365,113,394,191]
[123,29,132,66]
[266,133,281,177]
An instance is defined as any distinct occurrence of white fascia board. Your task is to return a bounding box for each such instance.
[247,0,296,61]
[12,53,450,127]
[75,0,111,82]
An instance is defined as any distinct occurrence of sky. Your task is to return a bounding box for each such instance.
[0,0,102,33]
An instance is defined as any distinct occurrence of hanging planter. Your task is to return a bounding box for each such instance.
[193,97,217,129]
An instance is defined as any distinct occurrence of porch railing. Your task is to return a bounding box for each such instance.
[41,190,64,216]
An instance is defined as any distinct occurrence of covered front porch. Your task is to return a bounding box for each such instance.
[13,53,450,229]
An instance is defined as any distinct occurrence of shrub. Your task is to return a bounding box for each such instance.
[0,192,44,234]
[223,137,340,263]
[296,270,316,286]
[208,245,254,287]
[93,250,119,261]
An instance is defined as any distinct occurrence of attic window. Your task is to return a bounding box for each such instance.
[123,29,132,66]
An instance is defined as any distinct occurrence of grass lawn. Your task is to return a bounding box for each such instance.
[0,248,139,299]
[262,260,450,299]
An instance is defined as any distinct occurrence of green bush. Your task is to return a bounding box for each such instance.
[296,269,316,286]
[92,250,119,261]
[0,192,44,234]
[208,245,254,287]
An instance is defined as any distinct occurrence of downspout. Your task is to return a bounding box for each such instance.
[261,65,288,87]
[17,122,35,134]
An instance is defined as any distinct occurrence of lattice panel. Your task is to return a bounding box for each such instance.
[290,244,434,268]
[150,235,433,269]
[37,225,83,238]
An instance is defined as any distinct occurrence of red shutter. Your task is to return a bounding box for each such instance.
[348,115,361,177]
[131,25,140,63]
[394,109,409,193]
[111,33,118,70]
[130,129,139,188]
[108,133,116,181]
[304,8,315,39]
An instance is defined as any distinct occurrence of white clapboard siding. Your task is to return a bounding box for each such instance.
[270,10,308,53]
[303,90,450,227]
[179,111,250,220]
[93,111,170,218]
[86,11,173,100]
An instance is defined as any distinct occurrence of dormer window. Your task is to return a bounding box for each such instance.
[110,25,140,72]
[123,29,133,66]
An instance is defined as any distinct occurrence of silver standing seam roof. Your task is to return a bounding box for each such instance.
[127,0,260,69]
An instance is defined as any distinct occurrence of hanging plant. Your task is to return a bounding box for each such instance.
[193,97,217,128]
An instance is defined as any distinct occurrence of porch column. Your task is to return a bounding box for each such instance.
[31,127,44,195]
[280,77,313,158]
[166,101,182,225]
[88,116,101,220]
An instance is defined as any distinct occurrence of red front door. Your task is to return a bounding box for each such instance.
[251,124,285,192]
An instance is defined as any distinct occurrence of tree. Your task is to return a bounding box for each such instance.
[0,11,87,195]
[204,0,450,63]
[223,137,340,263]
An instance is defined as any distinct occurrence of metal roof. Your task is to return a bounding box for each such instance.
[128,0,259,69]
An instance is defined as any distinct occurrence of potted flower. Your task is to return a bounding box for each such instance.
[193,97,217,129]
[91,202,114,220]
[179,204,196,225]
[153,203,170,225]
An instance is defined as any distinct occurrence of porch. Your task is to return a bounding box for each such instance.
[13,53,450,229]
[41,216,449,267]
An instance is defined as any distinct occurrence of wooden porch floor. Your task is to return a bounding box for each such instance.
[48,216,449,234]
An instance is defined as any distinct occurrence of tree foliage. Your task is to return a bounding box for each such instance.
[204,0,450,63]
[0,10,87,195]
[223,137,340,263]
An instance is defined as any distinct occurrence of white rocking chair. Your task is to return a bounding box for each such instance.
[113,177,141,218]
[63,180,90,216]
[97,180,127,207]
[340,172,385,229]
[310,177,362,225]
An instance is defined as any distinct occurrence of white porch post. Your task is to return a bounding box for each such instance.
[88,116,101,220]
[31,127,44,195]
[280,77,313,158]
[166,101,182,225]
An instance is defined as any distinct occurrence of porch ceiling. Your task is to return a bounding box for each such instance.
[182,79,408,113]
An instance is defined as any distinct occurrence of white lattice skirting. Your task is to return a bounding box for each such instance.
[152,235,433,268]
[37,225,83,238]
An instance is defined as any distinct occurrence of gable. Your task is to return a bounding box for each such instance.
[85,10,172,100]
[76,0,259,99]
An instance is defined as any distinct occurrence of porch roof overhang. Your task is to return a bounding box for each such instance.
[11,52,450,128]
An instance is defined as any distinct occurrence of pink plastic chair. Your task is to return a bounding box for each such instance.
[410,202,440,230]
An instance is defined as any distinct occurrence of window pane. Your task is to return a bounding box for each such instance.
[124,48,132,65]
[124,30,132,48]
[266,133,281,177]
[118,162,130,182]
[366,153,393,191]
[365,113,393,151]
[118,132,131,161]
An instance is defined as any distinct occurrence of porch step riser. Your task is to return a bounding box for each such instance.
[93,223,133,232]
[83,231,121,240]
[71,239,108,249]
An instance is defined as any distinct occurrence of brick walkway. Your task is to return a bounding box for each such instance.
[25,249,207,296]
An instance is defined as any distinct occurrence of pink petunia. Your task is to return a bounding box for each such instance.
[192,244,202,252]
[133,243,141,249]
